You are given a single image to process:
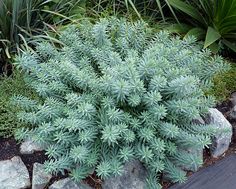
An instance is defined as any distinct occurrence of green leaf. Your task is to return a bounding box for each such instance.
[208,42,220,54]
[125,0,142,19]
[168,0,206,25]
[155,0,165,21]
[167,23,192,34]
[184,27,206,40]
[204,27,221,48]
[222,39,236,52]
[164,0,180,23]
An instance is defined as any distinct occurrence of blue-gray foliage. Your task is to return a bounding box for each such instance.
[12,18,228,187]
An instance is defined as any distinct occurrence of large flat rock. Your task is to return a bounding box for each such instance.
[170,154,236,189]
[0,156,30,189]
[102,160,148,189]
[32,163,52,189]
[204,108,232,157]
[49,178,92,189]
[20,139,44,154]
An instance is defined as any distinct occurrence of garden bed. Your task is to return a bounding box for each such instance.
[0,137,102,189]
[0,1,236,189]
[1,98,236,189]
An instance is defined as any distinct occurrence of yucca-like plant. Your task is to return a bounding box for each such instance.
[12,18,228,187]
[167,0,236,53]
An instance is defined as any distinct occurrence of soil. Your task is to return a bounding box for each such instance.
[0,99,236,189]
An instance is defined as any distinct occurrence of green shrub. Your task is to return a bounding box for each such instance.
[0,70,40,137]
[12,18,228,187]
[206,61,236,102]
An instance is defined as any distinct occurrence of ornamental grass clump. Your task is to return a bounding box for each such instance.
[12,18,228,187]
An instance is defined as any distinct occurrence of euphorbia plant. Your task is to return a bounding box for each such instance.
[12,18,228,187]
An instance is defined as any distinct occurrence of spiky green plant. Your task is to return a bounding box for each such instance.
[12,18,228,187]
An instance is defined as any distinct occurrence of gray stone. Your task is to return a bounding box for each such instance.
[204,108,232,158]
[192,117,205,125]
[32,163,52,189]
[230,92,236,107]
[229,105,236,120]
[0,156,30,189]
[20,139,44,154]
[49,178,92,189]
[102,160,148,189]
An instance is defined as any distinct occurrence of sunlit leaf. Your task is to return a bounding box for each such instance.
[204,27,221,48]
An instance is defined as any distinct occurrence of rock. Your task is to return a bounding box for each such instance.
[49,178,92,189]
[230,92,236,107]
[229,105,236,120]
[20,139,44,154]
[32,163,52,189]
[102,160,148,189]
[204,108,232,158]
[0,156,30,189]
[192,117,205,125]
[227,92,236,120]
